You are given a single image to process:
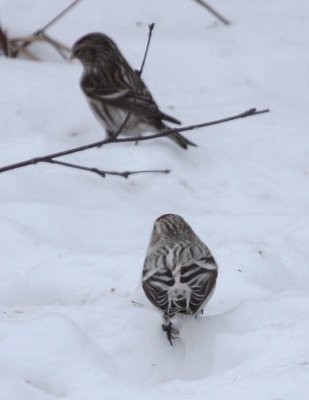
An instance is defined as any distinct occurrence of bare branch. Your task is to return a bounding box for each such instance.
[35,0,82,35]
[41,34,70,52]
[45,159,170,178]
[114,108,269,144]
[0,108,269,174]
[8,0,81,59]
[12,45,40,61]
[138,23,155,76]
[39,33,70,60]
[192,0,230,25]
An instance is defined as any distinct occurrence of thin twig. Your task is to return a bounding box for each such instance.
[40,33,70,60]
[13,44,40,61]
[35,0,82,35]
[0,108,269,174]
[41,34,71,52]
[113,23,155,139]
[12,0,81,58]
[131,300,144,307]
[138,23,155,76]
[46,159,170,178]
[113,108,269,144]
[192,0,230,25]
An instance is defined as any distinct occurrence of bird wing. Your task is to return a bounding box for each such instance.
[142,255,175,312]
[82,74,181,125]
[179,255,218,314]
[142,254,217,316]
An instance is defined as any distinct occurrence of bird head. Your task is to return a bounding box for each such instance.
[150,214,194,246]
[71,32,120,66]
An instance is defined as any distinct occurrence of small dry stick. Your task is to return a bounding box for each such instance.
[20,0,81,47]
[192,0,230,25]
[47,159,170,178]
[12,44,40,61]
[0,108,270,174]
[38,33,70,59]
[8,0,81,59]
[131,300,144,307]
[36,0,81,34]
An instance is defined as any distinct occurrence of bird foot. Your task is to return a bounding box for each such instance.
[162,322,179,345]
[195,309,204,320]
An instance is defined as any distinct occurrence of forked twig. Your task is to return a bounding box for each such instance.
[1,0,81,60]
[0,108,270,175]
[36,0,82,34]
[38,33,70,59]
[14,45,40,61]
[46,159,170,178]
[0,22,172,180]
[0,18,270,180]
[19,0,81,50]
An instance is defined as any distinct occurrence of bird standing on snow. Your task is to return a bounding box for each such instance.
[71,32,197,149]
[142,214,218,344]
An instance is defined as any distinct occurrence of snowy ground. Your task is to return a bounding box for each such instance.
[0,0,309,398]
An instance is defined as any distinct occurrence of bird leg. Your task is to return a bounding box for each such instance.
[134,134,143,145]
[162,321,179,345]
[195,309,204,319]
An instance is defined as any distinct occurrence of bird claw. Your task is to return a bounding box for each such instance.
[162,322,179,345]
[195,309,204,319]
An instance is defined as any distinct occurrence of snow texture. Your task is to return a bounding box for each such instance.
[0,0,309,398]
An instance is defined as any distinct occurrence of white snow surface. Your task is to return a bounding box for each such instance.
[0,0,309,398]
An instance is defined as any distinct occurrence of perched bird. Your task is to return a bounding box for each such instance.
[142,214,218,345]
[71,32,197,149]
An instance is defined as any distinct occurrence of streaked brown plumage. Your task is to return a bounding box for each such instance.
[142,214,218,344]
[71,33,197,149]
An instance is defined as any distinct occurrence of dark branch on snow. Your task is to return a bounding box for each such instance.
[0,0,81,60]
[46,159,170,178]
[0,108,270,175]
[0,16,270,180]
